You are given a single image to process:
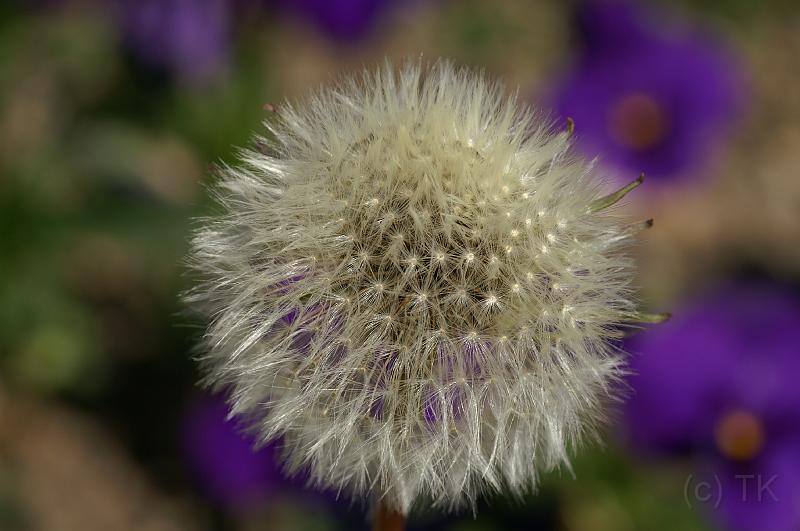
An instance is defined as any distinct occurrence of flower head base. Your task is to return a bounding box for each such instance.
[188,61,648,514]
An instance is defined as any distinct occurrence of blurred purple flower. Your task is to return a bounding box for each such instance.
[625,282,800,531]
[117,0,230,82]
[273,0,401,44]
[553,0,744,184]
[181,393,286,511]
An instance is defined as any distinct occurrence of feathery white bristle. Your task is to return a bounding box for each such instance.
[187,60,640,514]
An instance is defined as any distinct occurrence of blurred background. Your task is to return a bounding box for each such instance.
[1,0,799,529]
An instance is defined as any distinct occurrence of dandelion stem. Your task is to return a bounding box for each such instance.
[373,500,405,531]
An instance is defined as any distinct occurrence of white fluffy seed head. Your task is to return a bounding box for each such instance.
[187,60,640,514]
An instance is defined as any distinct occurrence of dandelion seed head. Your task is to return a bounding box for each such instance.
[188,60,640,514]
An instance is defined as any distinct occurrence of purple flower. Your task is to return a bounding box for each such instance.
[181,393,286,511]
[117,0,230,82]
[624,282,800,530]
[553,0,744,184]
[273,0,401,44]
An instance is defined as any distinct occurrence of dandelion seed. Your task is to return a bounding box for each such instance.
[187,60,656,518]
